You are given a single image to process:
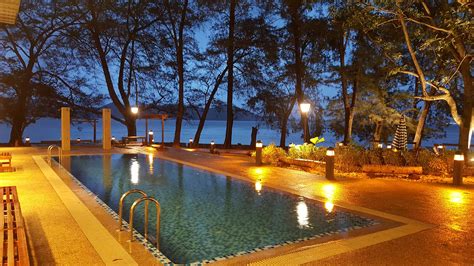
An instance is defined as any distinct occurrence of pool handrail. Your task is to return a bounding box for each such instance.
[129,196,161,248]
[47,145,62,164]
[118,189,148,231]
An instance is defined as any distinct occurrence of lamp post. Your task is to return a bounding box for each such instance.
[188,138,193,148]
[25,137,30,146]
[76,138,81,143]
[325,147,335,180]
[148,130,154,145]
[453,151,464,186]
[210,140,215,154]
[255,140,263,166]
[300,102,311,143]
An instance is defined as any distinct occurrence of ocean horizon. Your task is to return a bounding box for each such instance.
[0,118,460,148]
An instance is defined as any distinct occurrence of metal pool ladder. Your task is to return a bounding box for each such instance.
[47,145,62,164]
[118,189,161,247]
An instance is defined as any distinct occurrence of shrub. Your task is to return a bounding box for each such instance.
[251,143,287,165]
[288,143,326,161]
[334,146,368,172]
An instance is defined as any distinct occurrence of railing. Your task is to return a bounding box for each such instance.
[47,145,62,164]
[129,196,161,247]
[118,189,148,231]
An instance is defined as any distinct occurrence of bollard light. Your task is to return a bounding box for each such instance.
[255,179,262,194]
[325,147,335,180]
[210,140,215,154]
[337,142,344,147]
[256,140,263,165]
[148,130,154,145]
[130,106,139,114]
[453,151,464,186]
[387,144,392,149]
[188,138,193,148]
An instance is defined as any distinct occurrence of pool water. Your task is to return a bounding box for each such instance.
[60,154,377,263]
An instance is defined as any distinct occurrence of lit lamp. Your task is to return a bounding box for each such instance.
[148,130,154,145]
[256,140,263,166]
[377,143,383,149]
[453,151,464,186]
[130,106,139,115]
[255,179,262,194]
[210,140,215,154]
[387,144,392,149]
[436,144,445,154]
[25,137,31,146]
[325,147,335,180]
[188,138,193,148]
[300,102,311,143]
[337,142,344,147]
[76,138,81,143]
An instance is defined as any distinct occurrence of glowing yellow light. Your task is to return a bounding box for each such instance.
[296,199,309,228]
[449,191,463,204]
[387,144,392,149]
[148,130,154,135]
[131,106,139,114]
[326,148,335,156]
[300,102,311,113]
[254,168,264,175]
[256,141,263,148]
[454,154,464,161]
[255,179,262,194]
[130,159,140,184]
[325,201,334,213]
[377,143,383,148]
[322,184,336,199]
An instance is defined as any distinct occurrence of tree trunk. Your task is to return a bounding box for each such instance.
[125,115,137,136]
[193,68,227,147]
[459,61,473,155]
[280,118,288,148]
[224,0,236,149]
[288,2,309,143]
[9,117,25,147]
[250,127,258,147]
[413,101,431,149]
[9,88,28,146]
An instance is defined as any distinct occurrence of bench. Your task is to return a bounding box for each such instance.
[122,136,146,146]
[1,186,29,265]
[0,153,11,167]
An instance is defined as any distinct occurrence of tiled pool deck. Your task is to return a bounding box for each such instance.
[1,146,473,264]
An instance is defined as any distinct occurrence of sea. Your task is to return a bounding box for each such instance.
[0,118,461,147]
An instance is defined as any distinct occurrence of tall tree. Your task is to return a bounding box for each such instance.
[71,0,159,136]
[0,2,101,146]
[223,0,236,148]
[356,1,472,152]
[155,0,202,147]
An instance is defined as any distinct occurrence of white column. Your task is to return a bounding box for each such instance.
[102,109,111,150]
[61,107,71,151]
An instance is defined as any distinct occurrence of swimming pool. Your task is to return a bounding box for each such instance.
[59,154,378,263]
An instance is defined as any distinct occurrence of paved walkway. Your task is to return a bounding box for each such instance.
[0,147,103,264]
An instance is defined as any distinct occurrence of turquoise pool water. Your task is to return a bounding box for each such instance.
[60,154,377,263]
